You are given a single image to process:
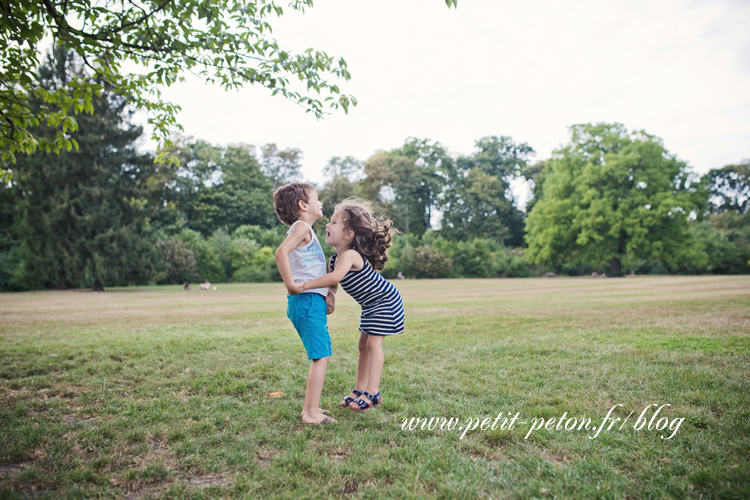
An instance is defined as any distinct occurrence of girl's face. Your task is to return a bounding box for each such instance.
[325,211,353,248]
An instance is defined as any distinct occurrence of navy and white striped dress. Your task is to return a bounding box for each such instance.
[330,250,405,336]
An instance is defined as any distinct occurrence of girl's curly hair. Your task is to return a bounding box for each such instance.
[335,198,398,272]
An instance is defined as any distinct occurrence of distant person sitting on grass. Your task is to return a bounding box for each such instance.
[273,182,336,426]
[200,280,211,290]
[290,198,404,413]
[183,281,191,291]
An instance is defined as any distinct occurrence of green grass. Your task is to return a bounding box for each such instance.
[1,276,749,499]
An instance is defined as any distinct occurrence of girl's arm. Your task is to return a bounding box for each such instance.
[324,259,338,314]
[274,222,311,294]
[299,250,359,292]
[327,256,339,296]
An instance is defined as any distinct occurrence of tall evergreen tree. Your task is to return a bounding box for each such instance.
[11,48,163,290]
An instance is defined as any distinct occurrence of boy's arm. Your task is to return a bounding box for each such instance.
[299,250,358,292]
[274,222,311,295]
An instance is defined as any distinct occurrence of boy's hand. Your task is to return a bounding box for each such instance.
[287,282,304,295]
[325,292,335,315]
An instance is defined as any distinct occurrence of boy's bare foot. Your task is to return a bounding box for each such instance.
[300,408,330,417]
[301,410,336,425]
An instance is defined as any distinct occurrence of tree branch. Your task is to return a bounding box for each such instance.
[99,0,173,38]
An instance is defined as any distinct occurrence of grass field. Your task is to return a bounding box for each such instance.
[1,276,749,499]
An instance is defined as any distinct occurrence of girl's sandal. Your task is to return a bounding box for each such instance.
[340,389,364,408]
[349,391,381,412]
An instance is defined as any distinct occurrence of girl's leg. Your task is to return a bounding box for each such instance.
[355,331,371,391]
[364,334,385,396]
[343,331,370,403]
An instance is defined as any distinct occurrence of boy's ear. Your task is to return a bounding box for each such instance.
[298,199,307,212]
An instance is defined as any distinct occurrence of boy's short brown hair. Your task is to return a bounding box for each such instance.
[273,182,314,226]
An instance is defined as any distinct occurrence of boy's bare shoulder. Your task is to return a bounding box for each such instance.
[289,220,312,245]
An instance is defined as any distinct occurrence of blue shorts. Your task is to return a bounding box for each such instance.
[287,293,331,360]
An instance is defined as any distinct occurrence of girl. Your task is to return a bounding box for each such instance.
[292,198,404,411]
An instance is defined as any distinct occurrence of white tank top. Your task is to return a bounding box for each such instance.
[286,221,328,297]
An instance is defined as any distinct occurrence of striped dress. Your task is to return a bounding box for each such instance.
[330,250,405,336]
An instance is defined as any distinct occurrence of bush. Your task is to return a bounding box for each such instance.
[159,237,198,284]
[490,248,533,277]
[177,229,226,282]
[410,245,453,279]
[233,225,285,248]
[232,247,278,282]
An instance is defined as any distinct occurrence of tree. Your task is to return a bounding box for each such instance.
[367,138,452,236]
[393,138,453,235]
[462,135,534,182]
[319,174,357,218]
[440,167,522,245]
[318,155,363,216]
[323,155,363,180]
[260,143,303,189]
[699,160,750,274]
[359,152,395,203]
[705,161,749,214]
[2,0,457,177]
[525,123,705,277]
[0,176,22,290]
[440,136,532,246]
[0,0,363,170]
[198,143,276,233]
[11,49,164,290]
[521,160,547,213]
[151,139,276,235]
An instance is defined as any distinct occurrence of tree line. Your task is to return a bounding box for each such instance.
[1,50,748,291]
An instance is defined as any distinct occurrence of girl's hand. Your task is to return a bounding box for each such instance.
[325,292,336,315]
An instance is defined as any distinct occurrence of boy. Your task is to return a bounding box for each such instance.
[273,182,336,425]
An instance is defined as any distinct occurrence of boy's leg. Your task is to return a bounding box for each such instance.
[301,355,332,424]
[288,294,333,424]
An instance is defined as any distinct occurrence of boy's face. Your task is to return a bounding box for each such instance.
[303,190,324,220]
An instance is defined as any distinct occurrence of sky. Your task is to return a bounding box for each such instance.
[148,0,750,209]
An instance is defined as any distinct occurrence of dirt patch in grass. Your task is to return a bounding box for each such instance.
[256,449,281,468]
[0,463,28,476]
[124,483,169,500]
[324,447,349,461]
[184,474,229,487]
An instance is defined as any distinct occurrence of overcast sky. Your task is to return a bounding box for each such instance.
[150,0,750,208]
